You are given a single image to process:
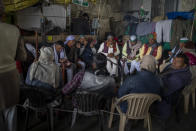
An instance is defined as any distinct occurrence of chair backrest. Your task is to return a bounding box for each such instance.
[190,66,196,81]
[20,87,57,108]
[73,90,104,115]
[117,93,161,119]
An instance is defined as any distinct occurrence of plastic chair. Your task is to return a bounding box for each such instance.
[182,66,196,114]
[71,90,104,131]
[108,93,161,131]
[20,87,60,131]
[183,84,196,114]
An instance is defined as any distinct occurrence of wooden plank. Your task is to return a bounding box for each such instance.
[23,35,97,44]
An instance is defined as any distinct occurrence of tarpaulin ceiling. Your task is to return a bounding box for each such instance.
[3,0,40,12]
[16,5,66,31]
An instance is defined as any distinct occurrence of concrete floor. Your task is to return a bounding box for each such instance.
[18,100,196,131]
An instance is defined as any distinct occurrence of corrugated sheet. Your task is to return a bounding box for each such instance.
[164,0,178,14]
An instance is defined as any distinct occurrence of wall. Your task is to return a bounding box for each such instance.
[178,0,196,11]
[70,0,154,39]
[70,0,114,39]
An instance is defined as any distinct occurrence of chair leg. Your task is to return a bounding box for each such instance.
[71,108,77,128]
[192,91,195,109]
[24,108,30,131]
[147,113,152,131]
[48,108,54,131]
[184,94,190,114]
[99,111,104,131]
[119,114,126,131]
[108,99,115,128]
[144,118,147,128]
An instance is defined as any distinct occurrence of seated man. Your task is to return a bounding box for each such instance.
[79,37,97,68]
[64,35,86,71]
[160,38,189,73]
[53,40,73,82]
[26,47,61,88]
[121,35,142,75]
[140,34,162,62]
[157,53,192,119]
[118,55,161,113]
[169,37,189,63]
[160,53,191,97]
[62,53,116,97]
[98,35,120,76]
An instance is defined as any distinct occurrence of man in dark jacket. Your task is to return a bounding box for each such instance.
[160,53,191,97]
[64,35,86,71]
[62,53,116,97]
[156,53,192,120]
[80,37,97,68]
[118,55,161,113]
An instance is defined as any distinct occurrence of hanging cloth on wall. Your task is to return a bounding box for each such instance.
[155,20,172,43]
[136,22,156,36]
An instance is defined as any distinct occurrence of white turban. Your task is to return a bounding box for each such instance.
[64,35,75,45]
[130,35,137,41]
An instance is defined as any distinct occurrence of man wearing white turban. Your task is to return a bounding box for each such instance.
[121,35,142,75]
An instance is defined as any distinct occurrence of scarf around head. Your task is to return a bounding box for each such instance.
[29,47,60,88]
[140,55,156,73]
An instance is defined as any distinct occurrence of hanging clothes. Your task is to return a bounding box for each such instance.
[136,22,156,36]
[155,20,172,43]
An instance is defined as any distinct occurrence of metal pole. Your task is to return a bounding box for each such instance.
[35,31,39,61]
[69,4,72,34]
